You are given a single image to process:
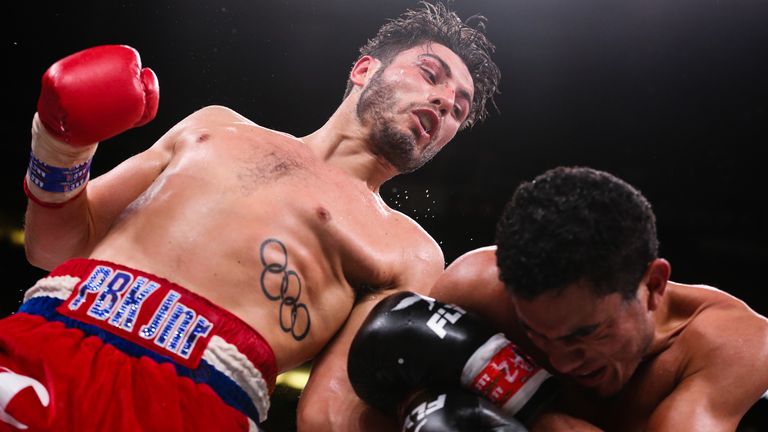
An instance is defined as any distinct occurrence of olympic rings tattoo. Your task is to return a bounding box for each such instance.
[259,238,311,341]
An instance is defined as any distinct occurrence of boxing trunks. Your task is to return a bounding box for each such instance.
[0,258,277,432]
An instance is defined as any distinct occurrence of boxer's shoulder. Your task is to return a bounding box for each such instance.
[184,105,253,124]
[666,283,768,381]
[430,246,519,332]
[444,246,499,286]
[164,106,307,163]
[175,106,281,138]
[669,282,766,333]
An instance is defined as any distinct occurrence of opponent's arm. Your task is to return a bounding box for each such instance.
[23,45,166,269]
[297,289,405,432]
[646,305,768,431]
[297,239,445,432]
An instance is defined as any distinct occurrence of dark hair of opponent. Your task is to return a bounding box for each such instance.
[495,166,659,301]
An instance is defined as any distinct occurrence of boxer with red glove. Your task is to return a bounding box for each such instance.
[26,45,159,207]
[347,291,559,430]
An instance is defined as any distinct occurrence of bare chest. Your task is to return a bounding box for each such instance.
[132,132,416,292]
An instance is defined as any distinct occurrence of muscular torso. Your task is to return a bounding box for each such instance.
[87,106,439,371]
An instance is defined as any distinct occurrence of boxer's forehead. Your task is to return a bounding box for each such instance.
[513,280,621,342]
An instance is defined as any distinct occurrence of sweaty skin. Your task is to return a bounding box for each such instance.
[24,43,474,376]
[429,246,768,432]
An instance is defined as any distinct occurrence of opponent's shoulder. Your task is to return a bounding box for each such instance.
[651,284,768,428]
[445,246,499,283]
[429,246,517,330]
[676,283,768,388]
[434,246,501,298]
[676,283,767,332]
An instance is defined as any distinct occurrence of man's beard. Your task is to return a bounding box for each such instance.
[356,70,440,173]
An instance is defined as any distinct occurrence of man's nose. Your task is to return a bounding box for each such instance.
[547,343,586,375]
[429,85,455,116]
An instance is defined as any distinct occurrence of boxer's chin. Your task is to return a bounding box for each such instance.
[369,123,422,173]
[592,367,630,397]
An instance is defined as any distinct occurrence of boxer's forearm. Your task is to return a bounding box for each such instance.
[298,291,402,431]
[297,337,399,431]
[24,194,94,270]
[297,382,398,432]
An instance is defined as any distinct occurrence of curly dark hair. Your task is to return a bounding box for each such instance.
[495,166,659,301]
[344,1,500,127]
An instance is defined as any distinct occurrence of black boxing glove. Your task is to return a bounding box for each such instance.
[401,387,528,432]
[347,291,558,424]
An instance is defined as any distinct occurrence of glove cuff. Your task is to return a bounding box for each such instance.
[461,333,552,414]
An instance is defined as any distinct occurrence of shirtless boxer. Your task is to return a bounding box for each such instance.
[430,166,768,431]
[0,2,500,430]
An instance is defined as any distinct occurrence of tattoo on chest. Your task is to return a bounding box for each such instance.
[259,238,311,341]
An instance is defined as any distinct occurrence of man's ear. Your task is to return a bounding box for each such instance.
[349,56,380,87]
[644,258,671,311]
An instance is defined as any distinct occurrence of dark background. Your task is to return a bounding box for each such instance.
[5,0,767,430]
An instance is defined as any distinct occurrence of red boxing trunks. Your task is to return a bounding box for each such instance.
[0,258,277,431]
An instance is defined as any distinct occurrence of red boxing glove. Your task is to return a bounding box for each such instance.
[37,45,160,146]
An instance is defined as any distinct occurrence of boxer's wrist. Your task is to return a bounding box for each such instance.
[23,176,87,208]
[31,113,98,165]
[26,113,96,205]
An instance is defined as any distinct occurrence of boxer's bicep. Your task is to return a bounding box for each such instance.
[87,140,175,237]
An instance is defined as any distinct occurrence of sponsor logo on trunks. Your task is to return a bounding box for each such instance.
[63,265,214,363]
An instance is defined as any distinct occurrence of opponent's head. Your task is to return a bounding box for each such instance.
[345,2,500,173]
[495,166,669,396]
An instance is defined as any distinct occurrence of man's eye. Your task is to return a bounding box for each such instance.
[526,330,543,342]
[421,67,437,83]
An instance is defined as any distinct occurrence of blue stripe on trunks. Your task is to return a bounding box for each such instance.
[19,295,261,424]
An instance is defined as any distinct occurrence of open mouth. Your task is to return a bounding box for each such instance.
[413,109,439,140]
[573,366,607,386]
